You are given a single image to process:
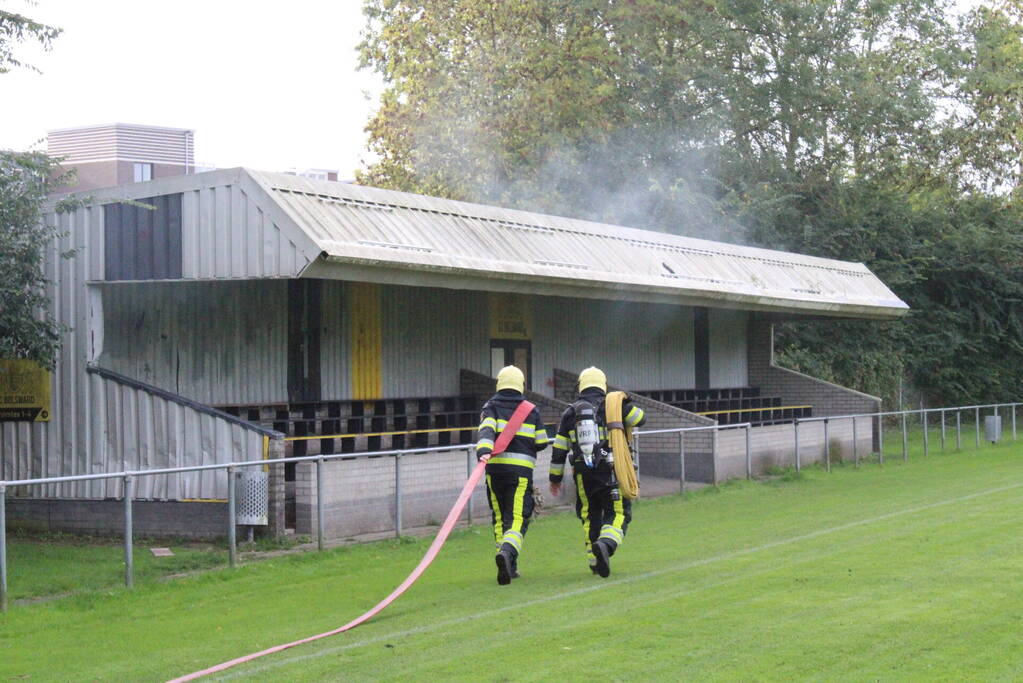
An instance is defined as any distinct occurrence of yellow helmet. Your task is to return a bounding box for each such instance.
[496,365,525,393]
[578,366,607,392]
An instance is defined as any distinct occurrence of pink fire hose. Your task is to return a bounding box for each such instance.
[169,400,535,682]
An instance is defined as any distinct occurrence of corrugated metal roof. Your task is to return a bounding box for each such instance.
[64,168,907,318]
[247,170,908,319]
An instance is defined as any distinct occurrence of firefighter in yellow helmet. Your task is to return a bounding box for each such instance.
[550,367,645,577]
[475,365,550,585]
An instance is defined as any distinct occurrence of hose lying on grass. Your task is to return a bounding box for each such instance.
[168,401,535,682]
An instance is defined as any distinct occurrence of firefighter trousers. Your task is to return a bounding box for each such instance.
[485,471,534,561]
[574,470,631,562]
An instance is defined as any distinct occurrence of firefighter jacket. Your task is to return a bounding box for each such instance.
[475,389,550,478]
[549,387,646,484]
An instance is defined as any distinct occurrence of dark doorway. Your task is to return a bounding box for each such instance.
[490,339,531,390]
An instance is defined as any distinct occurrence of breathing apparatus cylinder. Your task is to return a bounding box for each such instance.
[573,400,600,467]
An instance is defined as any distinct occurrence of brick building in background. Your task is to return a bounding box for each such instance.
[47,123,195,193]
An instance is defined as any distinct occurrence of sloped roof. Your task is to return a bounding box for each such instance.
[247,170,907,319]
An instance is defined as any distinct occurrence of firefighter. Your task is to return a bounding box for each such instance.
[549,367,645,578]
[475,365,550,585]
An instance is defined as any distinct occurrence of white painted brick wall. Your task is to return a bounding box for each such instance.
[295,445,560,539]
[716,417,877,481]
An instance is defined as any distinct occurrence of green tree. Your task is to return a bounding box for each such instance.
[359,0,1023,405]
[0,8,60,73]
[0,8,70,369]
[0,152,76,367]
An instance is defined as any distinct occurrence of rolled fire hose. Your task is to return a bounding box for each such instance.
[605,391,639,500]
[169,401,535,682]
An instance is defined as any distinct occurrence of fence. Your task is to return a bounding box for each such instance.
[1,401,1019,612]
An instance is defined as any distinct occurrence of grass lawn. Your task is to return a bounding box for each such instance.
[1,430,1022,681]
[4,533,227,602]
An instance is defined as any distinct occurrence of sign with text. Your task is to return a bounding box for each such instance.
[488,293,532,340]
[0,359,51,422]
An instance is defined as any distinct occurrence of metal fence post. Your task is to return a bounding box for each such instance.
[634,433,641,476]
[878,414,884,465]
[316,458,325,552]
[940,409,946,451]
[794,420,801,472]
[956,410,962,450]
[1014,404,1018,441]
[1,485,7,613]
[466,448,474,525]
[123,474,134,589]
[852,418,858,466]
[975,407,981,448]
[394,452,402,538]
[745,425,752,479]
[901,412,908,462]
[923,411,929,457]
[227,466,237,569]
[679,432,687,493]
[824,419,831,472]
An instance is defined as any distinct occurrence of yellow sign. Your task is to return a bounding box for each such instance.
[0,359,51,422]
[489,293,532,340]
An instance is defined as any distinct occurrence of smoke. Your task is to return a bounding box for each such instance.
[403,107,752,247]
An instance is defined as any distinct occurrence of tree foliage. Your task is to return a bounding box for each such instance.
[0,8,60,74]
[359,0,1023,407]
[0,152,77,368]
[0,8,69,369]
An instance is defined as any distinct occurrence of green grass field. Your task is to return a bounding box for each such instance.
[2,433,1022,681]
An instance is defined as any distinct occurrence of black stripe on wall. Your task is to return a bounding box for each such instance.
[694,307,710,389]
[103,193,183,280]
[287,279,322,402]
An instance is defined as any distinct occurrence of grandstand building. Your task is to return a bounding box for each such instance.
[0,168,908,538]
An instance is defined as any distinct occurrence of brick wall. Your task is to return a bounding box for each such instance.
[290,371,572,541]
[459,368,567,427]
[267,438,286,537]
[553,368,718,483]
[715,417,875,480]
[7,499,228,539]
[748,320,881,448]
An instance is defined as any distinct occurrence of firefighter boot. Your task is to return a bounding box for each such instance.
[496,549,513,585]
[592,540,611,578]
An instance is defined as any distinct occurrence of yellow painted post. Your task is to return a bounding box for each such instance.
[349,283,383,399]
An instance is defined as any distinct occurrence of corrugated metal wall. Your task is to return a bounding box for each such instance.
[2,369,268,500]
[1,171,301,500]
[320,280,351,399]
[99,281,288,405]
[380,286,490,397]
[2,204,97,496]
[533,296,696,394]
[180,182,310,280]
[86,370,265,500]
[709,309,748,388]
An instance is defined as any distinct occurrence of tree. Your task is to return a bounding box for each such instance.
[0,8,61,74]
[0,8,69,369]
[358,0,1023,407]
[358,0,975,233]
[0,152,76,367]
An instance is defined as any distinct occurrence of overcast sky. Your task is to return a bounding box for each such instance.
[1,0,384,177]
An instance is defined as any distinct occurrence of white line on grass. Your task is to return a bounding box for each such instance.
[217,480,1023,680]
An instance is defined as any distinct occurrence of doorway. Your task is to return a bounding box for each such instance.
[490,339,531,391]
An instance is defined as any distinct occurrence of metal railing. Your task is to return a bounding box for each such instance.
[791,402,1018,472]
[0,442,475,612]
[634,423,754,493]
[0,401,1019,612]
